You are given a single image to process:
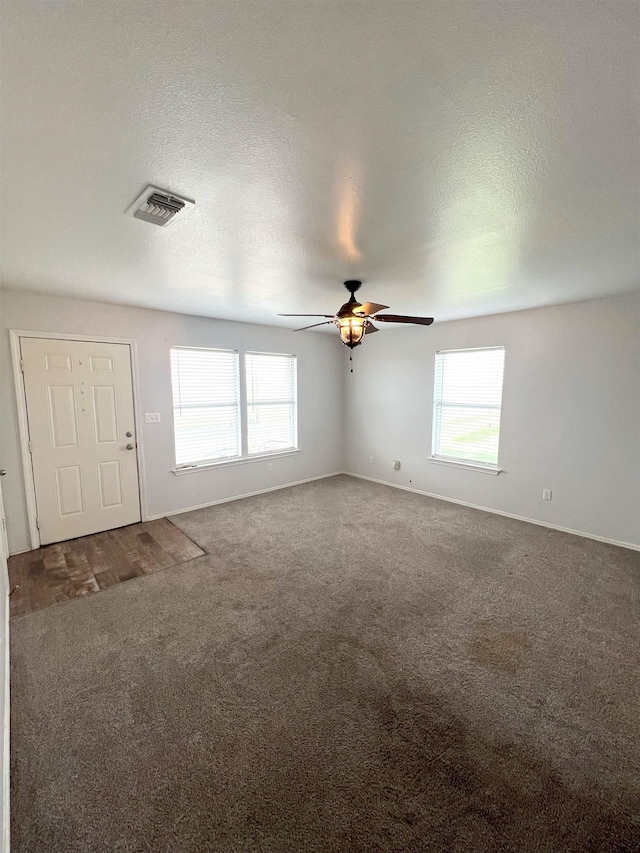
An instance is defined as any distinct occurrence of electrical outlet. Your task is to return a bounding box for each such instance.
[145,413,161,424]
[267,462,273,472]
[393,460,401,470]
[369,455,374,463]
[543,489,552,501]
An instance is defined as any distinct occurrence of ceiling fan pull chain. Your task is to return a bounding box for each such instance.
[349,352,353,373]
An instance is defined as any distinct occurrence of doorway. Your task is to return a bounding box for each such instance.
[16,335,142,546]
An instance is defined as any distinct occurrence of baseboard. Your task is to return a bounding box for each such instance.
[8,547,30,557]
[345,472,640,552]
[146,472,345,521]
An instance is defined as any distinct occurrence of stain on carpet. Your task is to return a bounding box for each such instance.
[469,619,532,674]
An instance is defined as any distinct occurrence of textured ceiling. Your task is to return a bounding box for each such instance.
[1,2,638,327]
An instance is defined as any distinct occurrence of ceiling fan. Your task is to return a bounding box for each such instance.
[279,280,434,349]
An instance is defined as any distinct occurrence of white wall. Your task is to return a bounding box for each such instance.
[345,293,640,548]
[0,290,346,554]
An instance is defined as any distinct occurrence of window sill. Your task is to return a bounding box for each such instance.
[172,448,300,475]
[427,456,502,475]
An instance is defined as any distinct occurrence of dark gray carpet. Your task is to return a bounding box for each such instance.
[10,475,640,852]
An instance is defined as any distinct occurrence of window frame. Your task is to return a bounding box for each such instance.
[170,346,299,474]
[429,346,505,474]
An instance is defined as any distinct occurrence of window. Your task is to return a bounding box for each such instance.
[246,352,297,455]
[431,347,505,468]
[171,347,241,466]
[170,347,298,469]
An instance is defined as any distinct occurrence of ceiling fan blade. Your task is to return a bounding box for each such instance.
[293,321,335,332]
[364,321,379,334]
[353,301,389,316]
[279,313,334,318]
[373,314,434,326]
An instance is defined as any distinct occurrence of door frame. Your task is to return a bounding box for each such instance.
[10,329,148,550]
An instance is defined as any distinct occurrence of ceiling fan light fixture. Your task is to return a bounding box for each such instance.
[278,279,434,354]
[338,315,365,348]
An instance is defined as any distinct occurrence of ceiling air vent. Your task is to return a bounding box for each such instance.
[125,185,195,227]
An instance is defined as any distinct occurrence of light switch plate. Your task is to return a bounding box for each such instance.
[145,413,161,424]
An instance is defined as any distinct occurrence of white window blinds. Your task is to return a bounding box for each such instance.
[245,352,297,455]
[170,347,241,465]
[432,347,505,467]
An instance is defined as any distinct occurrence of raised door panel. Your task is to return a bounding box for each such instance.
[47,385,79,448]
[92,385,118,444]
[55,465,85,516]
[44,354,73,372]
[98,460,123,508]
[90,356,113,372]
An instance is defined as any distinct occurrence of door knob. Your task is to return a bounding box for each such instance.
[126,444,135,450]
[125,431,133,438]
[0,470,6,476]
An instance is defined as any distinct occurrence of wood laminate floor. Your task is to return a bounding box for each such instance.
[8,518,205,618]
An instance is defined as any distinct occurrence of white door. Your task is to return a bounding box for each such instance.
[21,338,141,545]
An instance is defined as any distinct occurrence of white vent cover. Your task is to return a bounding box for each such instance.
[125,185,195,227]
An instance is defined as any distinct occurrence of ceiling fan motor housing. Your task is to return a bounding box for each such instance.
[337,280,363,318]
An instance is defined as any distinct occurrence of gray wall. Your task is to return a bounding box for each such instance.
[344,293,640,547]
[0,290,345,554]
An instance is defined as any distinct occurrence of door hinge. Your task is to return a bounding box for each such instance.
[28,440,32,452]
[35,517,40,530]
[20,359,24,372]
